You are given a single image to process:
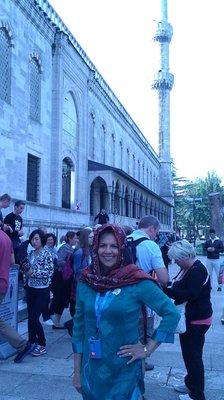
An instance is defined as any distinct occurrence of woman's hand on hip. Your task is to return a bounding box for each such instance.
[73,371,82,394]
[117,342,149,365]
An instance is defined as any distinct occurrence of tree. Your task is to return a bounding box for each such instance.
[173,168,224,238]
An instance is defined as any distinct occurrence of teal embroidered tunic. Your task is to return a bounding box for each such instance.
[72,280,180,400]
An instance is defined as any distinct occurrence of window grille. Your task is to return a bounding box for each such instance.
[0,28,11,102]
[62,159,72,209]
[29,58,41,121]
[26,154,40,202]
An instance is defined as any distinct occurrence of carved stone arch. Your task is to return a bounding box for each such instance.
[62,90,79,148]
[88,110,95,159]
[29,53,42,121]
[137,159,141,181]
[89,109,96,122]
[0,22,14,103]
[150,170,153,189]
[146,167,149,187]
[101,120,107,132]
[110,132,116,166]
[0,21,14,47]
[141,162,144,184]
[99,120,107,164]
[65,89,79,123]
[29,52,43,72]
[90,176,109,217]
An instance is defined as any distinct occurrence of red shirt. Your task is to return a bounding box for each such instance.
[0,230,13,294]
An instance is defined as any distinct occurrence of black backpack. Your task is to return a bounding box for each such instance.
[126,236,150,264]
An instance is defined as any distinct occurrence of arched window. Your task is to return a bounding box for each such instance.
[62,157,75,209]
[126,149,130,174]
[124,187,129,217]
[114,181,120,214]
[0,28,11,102]
[132,155,135,178]
[119,141,123,169]
[142,163,145,185]
[101,124,106,164]
[90,177,108,217]
[111,133,115,166]
[88,113,95,159]
[132,191,137,218]
[63,91,78,138]
[29,57,41,121]
[138,160,141,181]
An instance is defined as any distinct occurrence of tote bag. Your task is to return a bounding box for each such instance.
[175,302,186,334]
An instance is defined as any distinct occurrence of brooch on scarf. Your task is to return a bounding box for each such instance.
[112,288,121,295]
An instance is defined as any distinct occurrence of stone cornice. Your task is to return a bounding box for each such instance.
[13,0,55,44]
[89,77,159,166]
[31,0,158,165]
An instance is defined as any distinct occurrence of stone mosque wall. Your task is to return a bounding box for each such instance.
[0,0,173,235]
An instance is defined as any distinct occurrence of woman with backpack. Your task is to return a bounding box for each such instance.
[73,228,94,280]
[64,228,94,336]
[49,231,77,329]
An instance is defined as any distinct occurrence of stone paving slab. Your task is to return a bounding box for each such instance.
[144,383,180,400]
[144,366,171,385]
[0,356,73,377]
[0,257,223,400]
[0,371,82,400]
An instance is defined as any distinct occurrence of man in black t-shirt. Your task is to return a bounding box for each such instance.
[0,193,11,231]
[94,209,109,225]
[4,200,26,256]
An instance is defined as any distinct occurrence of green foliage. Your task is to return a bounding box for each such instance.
[172,167,224,237]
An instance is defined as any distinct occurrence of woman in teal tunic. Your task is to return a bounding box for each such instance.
[72,224,180,400]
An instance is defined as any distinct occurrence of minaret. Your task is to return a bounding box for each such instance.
[152,0,174,203]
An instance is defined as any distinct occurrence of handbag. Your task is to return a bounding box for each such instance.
[218,263,224,285]
[62,256,73,281]
[175,302,186,334]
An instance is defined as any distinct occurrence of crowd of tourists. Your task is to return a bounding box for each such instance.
[0,193,223,400]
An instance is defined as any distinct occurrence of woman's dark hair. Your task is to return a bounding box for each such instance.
[65,231,76,243]
[45,233,57,246]
[78,228,93,257]
[29,229,46,247]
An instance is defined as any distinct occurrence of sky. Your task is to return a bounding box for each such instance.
[49,0,224,182]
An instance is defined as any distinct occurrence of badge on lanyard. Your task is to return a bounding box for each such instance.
[89,291,111,359]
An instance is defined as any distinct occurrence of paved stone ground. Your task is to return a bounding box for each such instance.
[0,257,223,400]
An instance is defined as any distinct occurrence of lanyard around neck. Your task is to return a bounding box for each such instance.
[95,292,111,333]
